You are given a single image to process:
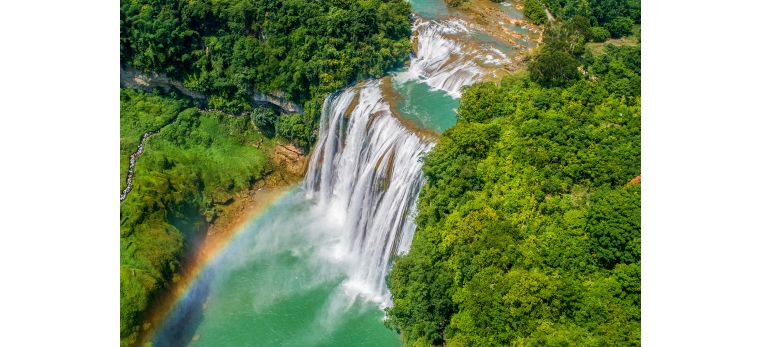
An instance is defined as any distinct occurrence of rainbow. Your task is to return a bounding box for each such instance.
[136,186,294,346]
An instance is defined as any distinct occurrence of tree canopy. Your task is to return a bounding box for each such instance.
[121,0,412,150]
[120,0,412,112]
[386,42,641,346]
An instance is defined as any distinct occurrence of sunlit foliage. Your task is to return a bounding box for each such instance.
[120,89,273,345]
[386,44,641,346]
[121,0,412,147]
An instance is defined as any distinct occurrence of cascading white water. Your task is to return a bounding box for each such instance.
[396,18,511,98]
[299,17,515,307]
[304,81,433,306]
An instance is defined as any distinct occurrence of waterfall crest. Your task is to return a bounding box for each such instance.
[397,18,511,98]
[304,81,433,306]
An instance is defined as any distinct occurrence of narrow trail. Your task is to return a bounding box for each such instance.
[545,7,555,22]
[119,106,277,203]
[120,131,158,202]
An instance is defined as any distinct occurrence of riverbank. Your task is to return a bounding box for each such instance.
[454,0,543,63]
[134,143,308,346]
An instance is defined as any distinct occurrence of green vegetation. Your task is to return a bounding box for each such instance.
[591,26,611,42]
[534,0,640,40]
[250,106,278,138]
[386,32,641,347]
[121,0,412,147]
[527,18,589,87]
[605,16,634,38]
[120,89,274,345]
[527,12,639,90]
[120,89,190,192]
[523,0,549,24]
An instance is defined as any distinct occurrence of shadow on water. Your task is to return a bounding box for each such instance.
[152,268,215,347]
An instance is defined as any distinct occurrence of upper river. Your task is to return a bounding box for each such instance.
[153,1,538,345]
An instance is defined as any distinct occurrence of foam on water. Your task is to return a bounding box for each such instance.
[397,18,512,98]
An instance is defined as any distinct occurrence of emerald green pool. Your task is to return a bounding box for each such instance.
[408,0,451,19]
[392,77,459,134]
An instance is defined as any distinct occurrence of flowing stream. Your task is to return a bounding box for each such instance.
[153,1,535,345]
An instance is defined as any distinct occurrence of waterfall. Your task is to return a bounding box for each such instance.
[397,18,512,98]
[299,18,514,305]
[304,81,433,306]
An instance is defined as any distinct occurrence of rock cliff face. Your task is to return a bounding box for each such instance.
[120,66,304,114]
[250,90,304,114]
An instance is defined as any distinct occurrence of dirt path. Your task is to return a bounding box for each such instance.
[545,7,554,22]
[120,131,158,202]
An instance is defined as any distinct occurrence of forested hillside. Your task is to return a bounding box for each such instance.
[120,89,276,345]
[386,16,641,346]
[121,0,412,147]
[522,0,640,42]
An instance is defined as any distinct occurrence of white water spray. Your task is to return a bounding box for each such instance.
[397,18,512,98]
[304,81,433,306]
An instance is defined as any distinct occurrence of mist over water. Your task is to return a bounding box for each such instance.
[155,190,403,346]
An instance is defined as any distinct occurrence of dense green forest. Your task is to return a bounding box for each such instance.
[385,18,641,346]
[120,88,276,345]
[121,0,412,147]
[449,0,639,41]
[521,0,640,42]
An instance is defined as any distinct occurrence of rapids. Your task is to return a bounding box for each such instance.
[152,1,536,346]
[397,18,510,98]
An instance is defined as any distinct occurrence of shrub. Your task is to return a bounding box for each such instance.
[251,106,278,138]
[529,48,580,87]
[524,0,548,25]
[275,113,311,150]
[591,26,611,42]
[605,16,634,38]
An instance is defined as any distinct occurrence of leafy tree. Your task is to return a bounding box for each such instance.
[275,113,311,151]
[541,0,640,36]
[524,0,548,25]
[529,47,580,87]
[121,0,413,146]
[591,26,611,42]
[605,16,635,38]
[587,185,641,269]
[251,106,278,138]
